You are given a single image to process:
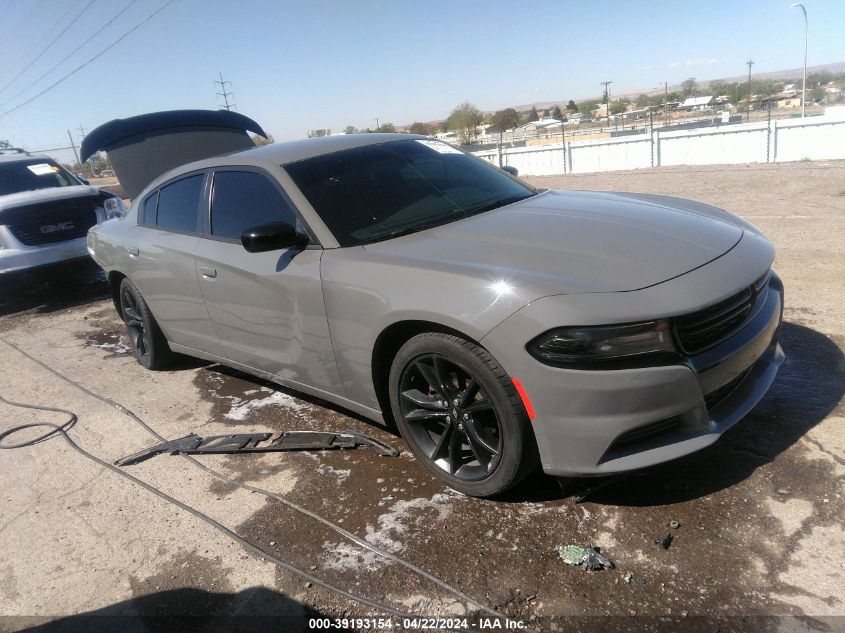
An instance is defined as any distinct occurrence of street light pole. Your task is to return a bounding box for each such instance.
[790,3,808,118]
[746,59,755,123]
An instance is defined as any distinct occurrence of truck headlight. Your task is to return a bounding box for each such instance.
[103,197,126,219]
[526,321,678,367]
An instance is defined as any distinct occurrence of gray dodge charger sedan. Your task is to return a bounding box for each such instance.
[88,130,784,497]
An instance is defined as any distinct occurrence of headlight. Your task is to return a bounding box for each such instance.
[103,196,126,219]
[526,321,678,367]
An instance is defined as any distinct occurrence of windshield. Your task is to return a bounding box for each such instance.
[0,159,81,196]
[285,139,536,246]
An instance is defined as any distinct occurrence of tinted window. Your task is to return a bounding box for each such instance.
[142,191,159,224]
[211,171,297,240]
[0,159,78,196]
[156,175,203,233]
[285,139,534,246]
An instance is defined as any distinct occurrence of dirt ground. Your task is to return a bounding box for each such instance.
[0,161,843,632]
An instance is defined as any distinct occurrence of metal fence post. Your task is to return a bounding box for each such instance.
[649,111,655,167]
[561,129,567,175]
[766,104,773,163]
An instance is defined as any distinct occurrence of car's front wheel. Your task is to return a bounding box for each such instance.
[388,332,538,497]
[119,278,173,370]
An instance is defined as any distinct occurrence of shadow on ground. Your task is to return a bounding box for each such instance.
[13,586,349,633]
[0,260,108,319]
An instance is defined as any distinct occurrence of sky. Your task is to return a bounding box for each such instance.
[0,0,842,164]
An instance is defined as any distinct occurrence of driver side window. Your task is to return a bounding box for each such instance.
[210,170,299,240]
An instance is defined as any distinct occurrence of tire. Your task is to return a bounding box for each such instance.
[388,332,539,497]
[118,278,173,370]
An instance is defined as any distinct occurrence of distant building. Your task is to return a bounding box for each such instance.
[679,96,715,111]
[762,92,802,109]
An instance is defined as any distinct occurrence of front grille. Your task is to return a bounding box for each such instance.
[5,197,99,246]
[674,271,771,355]
[703,367,753,411]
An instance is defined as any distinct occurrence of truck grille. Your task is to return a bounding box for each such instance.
[4,197,99,246]
[674,271,771,355]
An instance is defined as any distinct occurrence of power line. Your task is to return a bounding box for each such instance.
[0,0,135,108]
[1,0,176,116]
[215,72,236,111]
[0,0,97,97]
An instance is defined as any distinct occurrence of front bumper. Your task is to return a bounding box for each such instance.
[482,268,785,477]
[0,226,92,274]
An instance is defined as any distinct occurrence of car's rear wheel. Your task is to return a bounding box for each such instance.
[388,332,538,497]
[119,278,172,370]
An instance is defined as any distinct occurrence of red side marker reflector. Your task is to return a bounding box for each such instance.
[511,378,536,421]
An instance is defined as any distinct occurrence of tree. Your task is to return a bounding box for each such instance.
[409,122,433,135]
[528,106,539,122]
[308,129,330,138]
[375,123,396,133]
[551,105,563,120]
[490,108,520,133]
[610,99,626,115]
[446,102,483,144]
[682,77,698,98]
[343,125,357,134]
[566,100,577,112]
[249,133,274,146]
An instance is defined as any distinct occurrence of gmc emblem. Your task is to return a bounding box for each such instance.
[40,221,75,234]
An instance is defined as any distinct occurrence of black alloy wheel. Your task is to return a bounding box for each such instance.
[118,278,172,370]
[399,353,502,480]
[389,332,538,497]
[120,285,149,359]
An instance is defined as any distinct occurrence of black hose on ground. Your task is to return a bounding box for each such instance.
[0,392,418,619]
[0,337,514,625]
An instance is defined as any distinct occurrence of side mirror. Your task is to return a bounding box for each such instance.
[241,222,308,253]
[78,176,90,185]
[501,165,519,177]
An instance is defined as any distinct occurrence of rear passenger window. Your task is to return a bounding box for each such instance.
[142,191,159,224]
[156,175,203,233]
[211,171,298,240]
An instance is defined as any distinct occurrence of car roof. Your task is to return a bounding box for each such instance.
[0,151,54,164]
[148,133,430,187]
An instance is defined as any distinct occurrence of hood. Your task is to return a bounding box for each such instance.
[0,185,105,214]
[363,189,743,296]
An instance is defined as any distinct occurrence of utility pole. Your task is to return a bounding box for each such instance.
[790,3,808,118]
[663,81,669,127]
[746,59,754,123]
[76,124,90,176]
[601,80,612,129]
[67,129,80,165]
[215,72,236,111]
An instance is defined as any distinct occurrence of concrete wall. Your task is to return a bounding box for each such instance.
[472,113,845,176]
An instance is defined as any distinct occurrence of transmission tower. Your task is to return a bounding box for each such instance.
[215,72,236,111]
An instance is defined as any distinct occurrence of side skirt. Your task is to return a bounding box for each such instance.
[168,341,386,426]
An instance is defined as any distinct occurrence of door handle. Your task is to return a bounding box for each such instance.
[199,266,217,279]
[127,246,139,257]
